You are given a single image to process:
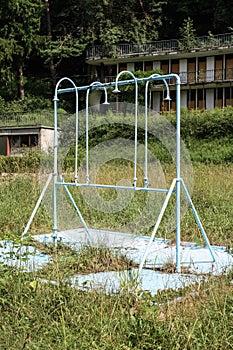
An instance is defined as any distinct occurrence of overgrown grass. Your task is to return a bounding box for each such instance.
[0,263,232,349]
[30,241,135,279]
[0,162,232,246]
[0,164,232,349]
[0,174,52,238]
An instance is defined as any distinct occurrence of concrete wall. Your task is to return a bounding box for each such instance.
[39,128,54,153]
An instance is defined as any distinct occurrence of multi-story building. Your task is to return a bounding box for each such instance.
[86,32,233,112]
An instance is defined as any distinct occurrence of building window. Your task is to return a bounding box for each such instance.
[170,90,176,111]
[225,54,233,80]
[104,65,117,76]
[11,135,20,147]
[30,135,39,146]
[171,60,179,84]
[198,58,206,83]
[10,134,38,149]
[188,89,196,109]
[119,63,127,72]
[198,89,205,110]
[187,58,196,83]
[135,62,143,71]
[144,61,153,71]
[225,87,233,106]
[171,60,179,74]
[215,87,223,108]
[215,55,223,80]
[161,60,169,74]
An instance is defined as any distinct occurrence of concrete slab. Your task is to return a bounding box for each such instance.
[1,228,232,295]
[0,240,51,272]
[67,268,203,296]
[34,228,233,275]
[33,228,233,294]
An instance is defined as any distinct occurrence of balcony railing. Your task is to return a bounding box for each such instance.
[180,68,233,84]
[102,68,233,84]
[86,33,233,60]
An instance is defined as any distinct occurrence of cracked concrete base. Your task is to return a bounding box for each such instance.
[1,228,232,295]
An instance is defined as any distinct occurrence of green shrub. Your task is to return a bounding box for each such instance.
[0,150,41,173]
[168,106,233,140]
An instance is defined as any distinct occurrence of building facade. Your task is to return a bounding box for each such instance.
[86,33,233,112]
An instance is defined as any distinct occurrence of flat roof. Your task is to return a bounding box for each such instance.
[0,125,54,136]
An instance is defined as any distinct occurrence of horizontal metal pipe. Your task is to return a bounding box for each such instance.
[56,74,179,95]
[55,182,176,194]
[145,260,215,266]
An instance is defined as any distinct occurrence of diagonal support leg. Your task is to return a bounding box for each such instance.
[58,174,92,243]
[138,178,177,275]
[21,173,53,239]
[180,178,215,262]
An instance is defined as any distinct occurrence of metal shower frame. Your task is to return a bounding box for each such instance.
[22,72,215,273]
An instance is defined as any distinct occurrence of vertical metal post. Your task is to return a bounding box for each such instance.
[53,77,78,242]
[144,73,166,188]
[74,89,79,182]
[144,81,149,188]
[175,76,181,272]
[113,71,138,187]
[85,87,90,184]
[134,79,138,188]
[53,95,59,243]
[85,81,108,184]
